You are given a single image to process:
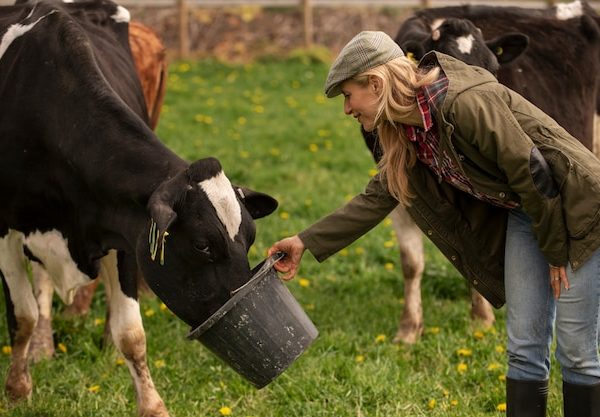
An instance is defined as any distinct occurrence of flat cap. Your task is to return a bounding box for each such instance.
[324,31,404,98]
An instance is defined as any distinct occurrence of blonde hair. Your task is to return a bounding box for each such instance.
[350,57,440,206]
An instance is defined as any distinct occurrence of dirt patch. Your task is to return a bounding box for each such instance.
[128,5,416,62]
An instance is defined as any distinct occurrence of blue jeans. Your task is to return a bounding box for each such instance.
[504,209,600,385]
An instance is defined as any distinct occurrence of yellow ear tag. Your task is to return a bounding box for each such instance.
[159,231,169,266]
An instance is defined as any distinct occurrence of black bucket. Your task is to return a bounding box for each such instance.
[187,253,318,388]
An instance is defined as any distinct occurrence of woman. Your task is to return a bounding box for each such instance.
[268,31,600,416]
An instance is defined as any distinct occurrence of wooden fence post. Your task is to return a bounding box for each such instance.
[178,0,190,59]
[302,0,313,48]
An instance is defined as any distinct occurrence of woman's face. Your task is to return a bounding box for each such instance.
[341,78,380,132]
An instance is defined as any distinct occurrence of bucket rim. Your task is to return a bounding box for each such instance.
[186,252,285,340]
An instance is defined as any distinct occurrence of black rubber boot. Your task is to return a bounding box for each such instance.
[563,380,600,417]
[506,377,548,417]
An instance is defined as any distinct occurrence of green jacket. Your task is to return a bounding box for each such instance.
[299,51,600,308]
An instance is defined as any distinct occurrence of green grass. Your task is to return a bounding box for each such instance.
[0,57,565,416]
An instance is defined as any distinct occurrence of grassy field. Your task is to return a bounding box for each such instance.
[0,57,566,416]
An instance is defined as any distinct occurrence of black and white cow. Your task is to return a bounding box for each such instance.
[0,1,277,416]
[363,1,600,344]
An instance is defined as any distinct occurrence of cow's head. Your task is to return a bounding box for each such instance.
[399,17,529,75]
[137,157,277,328]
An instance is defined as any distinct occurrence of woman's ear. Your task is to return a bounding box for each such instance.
[370,75,382,94]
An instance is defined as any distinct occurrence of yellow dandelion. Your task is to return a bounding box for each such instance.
[497,403,507,412]
[384,262,394,271]
[308,143,319,153]
[269,148,281,156]
[315,95,326,104]
[384,240,395,248]
[368,168,378,177]
[304,198,312,206]
[279,211,289,220]
[317,129,330,137]
[456,348,473,357]
[58,342,67,353]
[253,105,264,114]
[427,327,441,335]
[116,358,125,366]
[450,399,459,407]
[145,308,155,317]
[304,303,315,311]
[499,374,506,382]
[87,385,100,393]
[339,248,349,257]
[457,362,468,374]
[495,345,505,353]
[237,116,247,125]
[487,362,502,371]
[398,298,405,305]
[354,247,365,255]
[355,355,365,363]
[159,303,168,312]
[219,406,232,416]
[428,399,436,409]
[285,96,298,108]
[2,345,11,355]
[383,218,393,227]
[194,114,213,124]
[154,359,166,368]
[239,150,250,159]
[375,334,386,343]
[177,62,191,73]
[442,389,449,397]
[298,278,310,288]
[94,318,105,326]
[473,330,485,339]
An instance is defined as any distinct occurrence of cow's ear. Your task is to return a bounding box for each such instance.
[148,173,190,233]
[486,33,529,64]
[400,40,426,62]
[235,187,278,219]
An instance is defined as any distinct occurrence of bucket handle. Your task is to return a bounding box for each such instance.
[230,252,286,296]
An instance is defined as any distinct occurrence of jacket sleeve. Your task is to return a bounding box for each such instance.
[449,89,568,266]
[298,174,398,262]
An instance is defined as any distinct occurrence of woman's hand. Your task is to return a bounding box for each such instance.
[549,264,569,299]
[267,235,305,281]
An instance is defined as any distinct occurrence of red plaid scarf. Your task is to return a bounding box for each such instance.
[403,75,519,209]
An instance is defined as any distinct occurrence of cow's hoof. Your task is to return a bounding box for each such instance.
[5,368,32,402]
[29,316,55,362]
[139,400,170,417]
[393,322,424,344]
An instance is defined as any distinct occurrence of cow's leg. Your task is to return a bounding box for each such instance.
[0,230,37,401]
[390,207,425,344]
[101,250,169,417]
[470,288,495,328]
[28,262,55,362]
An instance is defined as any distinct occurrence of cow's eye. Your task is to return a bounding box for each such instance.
[193,243,211,257]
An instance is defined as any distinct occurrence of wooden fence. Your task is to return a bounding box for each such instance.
[1,0,599,58]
